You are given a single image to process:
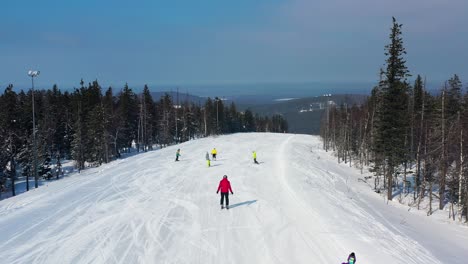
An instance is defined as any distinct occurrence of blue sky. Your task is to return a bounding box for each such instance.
[2,0,468,90]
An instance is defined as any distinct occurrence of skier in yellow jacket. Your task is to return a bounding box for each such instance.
[211,148,217,160]
[253,151,259,164]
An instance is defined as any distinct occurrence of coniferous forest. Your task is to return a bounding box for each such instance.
[0,81,288,196]
[320,17,468,222]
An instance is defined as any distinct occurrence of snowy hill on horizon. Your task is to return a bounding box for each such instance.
[149,91,367,135]
[0,133,467,263]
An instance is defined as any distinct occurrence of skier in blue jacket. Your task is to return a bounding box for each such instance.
[341,252,356,264]
[175,149,181,161]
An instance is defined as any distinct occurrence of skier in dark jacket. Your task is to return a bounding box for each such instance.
[342,252,356,264]
[216,175,233,209]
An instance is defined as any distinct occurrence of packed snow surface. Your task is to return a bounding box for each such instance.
[0,134,467,263]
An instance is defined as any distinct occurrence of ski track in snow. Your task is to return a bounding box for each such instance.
[0,133,467,263]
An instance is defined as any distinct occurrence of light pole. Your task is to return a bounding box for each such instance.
[28,70,40,189]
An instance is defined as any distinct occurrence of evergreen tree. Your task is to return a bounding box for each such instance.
[116,83,139,152]
[103,87,120,159]
[204,98,215,135]
[461,91,468,221]
[228,102,241,133]
[0,85,22,195]
[71,83,86,171]
[242,109,255,132]
[374,17,411,200]
[55,153,62,180]
[17,138,33,188]
[48,84,70,158]
[447,74,463,119]
[214,97,225,134]
[39,153,52,180]
[87,103,106,165]
[140,85,155,150]
[413,75,425,197]
[60,91,73,159]
[157,93,175,146]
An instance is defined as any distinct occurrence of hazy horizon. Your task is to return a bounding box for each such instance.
[2,80,455,99]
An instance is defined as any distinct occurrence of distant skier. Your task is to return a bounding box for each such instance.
[216,175,233,209]
[341,252,356,264]
[206,151,211,167]
[211,148,217,160]
[252,151,259,164]
[175,149,181,161]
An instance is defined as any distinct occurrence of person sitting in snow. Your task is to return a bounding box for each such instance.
[342,252,356,264]
[175,149,181,161]
[216,175,233,209]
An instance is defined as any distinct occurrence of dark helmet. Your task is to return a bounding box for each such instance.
[223,175,227,179]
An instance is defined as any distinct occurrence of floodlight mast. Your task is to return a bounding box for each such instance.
[28,70,40,189]
[28,70,40,77]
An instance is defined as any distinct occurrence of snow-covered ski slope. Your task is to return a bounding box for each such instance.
[1,133,467,264]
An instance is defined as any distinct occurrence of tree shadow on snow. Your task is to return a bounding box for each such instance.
[229,200,257,209]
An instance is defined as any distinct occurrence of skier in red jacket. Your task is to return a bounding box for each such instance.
[217,175,233,209]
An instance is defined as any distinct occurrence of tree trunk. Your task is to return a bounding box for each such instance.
[360,114,368,174]
[332,108,336,151]
[403,134,408,193]
[428,179,433,215]
[369,105,376,167]
[465,176,468,222]
[26,162,29,192]
[114,130,119,158]
[403,160,407,194]
[415,86,425,201]
[418,124,429,210]
[10,158,16,197]
[458,112,464,222]
[204,108,207,137]
[104,131,109,163]
[387,164,393,200]
[413,85,426,199]
[410,86,415,166]
[347,110,352,167]
[440,89,447,210]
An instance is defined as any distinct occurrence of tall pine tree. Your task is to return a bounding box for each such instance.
[374,17,411,200]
